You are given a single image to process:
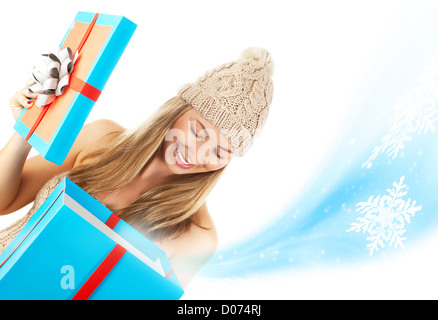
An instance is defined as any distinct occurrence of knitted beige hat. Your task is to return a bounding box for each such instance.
[178,47,274,157]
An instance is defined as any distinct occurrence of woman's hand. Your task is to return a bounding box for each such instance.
[9,79,37,121]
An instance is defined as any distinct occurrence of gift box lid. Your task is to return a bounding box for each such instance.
[14,11,137,165]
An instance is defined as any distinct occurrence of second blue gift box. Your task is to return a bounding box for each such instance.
[0,177,184,300]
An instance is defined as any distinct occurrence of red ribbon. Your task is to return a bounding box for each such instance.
[104,212,121,230]
[69,75,102,102]
[71,213,124,300]
[76,13,99,54]
[72,244,126,300]
[25,13,101,142]
[72,213,123,300]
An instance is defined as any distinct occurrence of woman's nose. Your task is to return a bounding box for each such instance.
[194,140,215,165]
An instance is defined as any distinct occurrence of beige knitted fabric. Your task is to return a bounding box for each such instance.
[0,173,67,255]
[178,47,274,157]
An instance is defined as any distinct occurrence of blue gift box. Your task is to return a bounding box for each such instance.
[0,177,184,300]
[14,12,136,166]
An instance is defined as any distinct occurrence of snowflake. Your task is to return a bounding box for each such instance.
[363,54,438,167]
[346,176,422,256]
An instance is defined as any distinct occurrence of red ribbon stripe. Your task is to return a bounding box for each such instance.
[71,212,123,300]
[71,244,126,300]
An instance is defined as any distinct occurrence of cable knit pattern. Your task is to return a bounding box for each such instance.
[178,47,274,157]
[0,173,68,255]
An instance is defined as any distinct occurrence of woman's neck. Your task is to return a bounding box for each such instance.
[136,145,176,193]
[96,148,176,211]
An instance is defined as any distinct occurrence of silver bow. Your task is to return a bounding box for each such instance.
[28,47,76,108]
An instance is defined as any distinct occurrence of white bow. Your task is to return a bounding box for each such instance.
[28,47,77,108]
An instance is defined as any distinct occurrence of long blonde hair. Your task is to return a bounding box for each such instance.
[67,96,227,240]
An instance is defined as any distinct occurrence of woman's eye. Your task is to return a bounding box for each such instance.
[215,148,224,159]
[191,124,206,140]
[191,126,198,137]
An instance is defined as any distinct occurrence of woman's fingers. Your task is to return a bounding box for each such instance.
[9,80,38,120]
[24,78,38,98]
[11,90,32,109]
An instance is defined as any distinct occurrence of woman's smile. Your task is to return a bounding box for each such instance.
[174,143,196,169]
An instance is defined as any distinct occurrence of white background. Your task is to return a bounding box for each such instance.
[1,0,438,299]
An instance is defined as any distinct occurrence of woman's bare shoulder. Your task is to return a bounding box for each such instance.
[81,119,125,142]
[158,203,218,288]
[192,203,218,252]
[74,119,126,165]
[159,203,218,259]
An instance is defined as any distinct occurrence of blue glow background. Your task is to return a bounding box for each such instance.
[2,0,438,300]
[197,3,438,282]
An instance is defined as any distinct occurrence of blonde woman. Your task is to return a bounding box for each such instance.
[0,47,274,288]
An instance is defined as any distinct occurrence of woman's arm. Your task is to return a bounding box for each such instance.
[1,77,127,215]
[0,141,77,215]
[0,82,80,214]
[0,82,70,214]
[0,118,122,215]
[0,82,36,212]
[0,132,33,213]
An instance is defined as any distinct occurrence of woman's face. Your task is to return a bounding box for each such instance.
[161,108,234,174]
